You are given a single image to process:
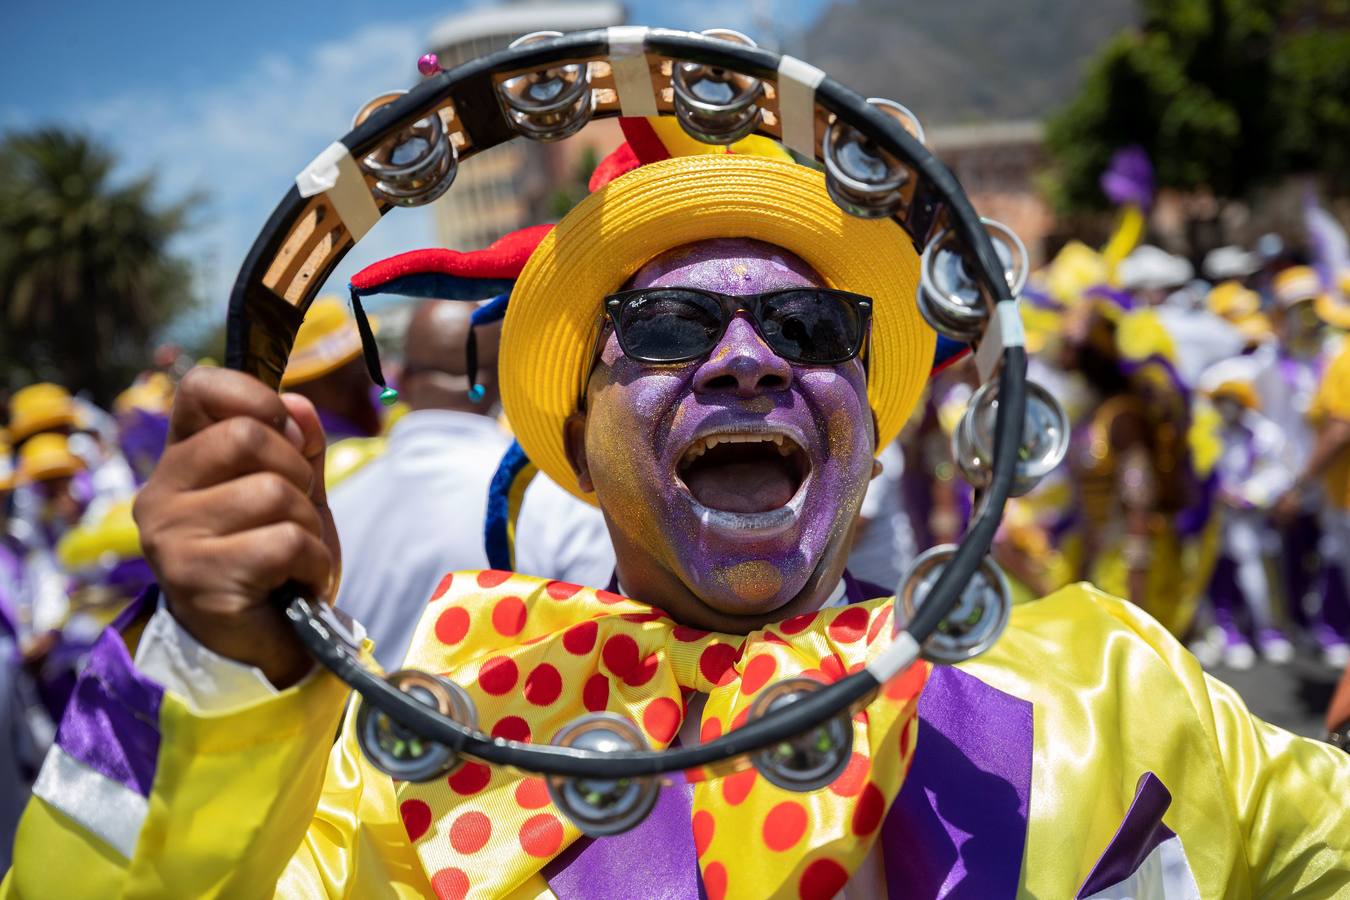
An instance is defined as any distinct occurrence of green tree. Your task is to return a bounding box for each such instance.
[0,128,198,406]
[1045,0,1350,212]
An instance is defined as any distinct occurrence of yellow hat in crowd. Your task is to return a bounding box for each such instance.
[113,372,175,417]
[1206,281,1260,321]
[16,432,85,485]
[8,383,77,442]
[280,296,376,388]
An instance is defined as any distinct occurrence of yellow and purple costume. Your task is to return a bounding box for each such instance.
[6,572,1347,898]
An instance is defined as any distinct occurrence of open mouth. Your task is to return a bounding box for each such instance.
[676,430,811,515]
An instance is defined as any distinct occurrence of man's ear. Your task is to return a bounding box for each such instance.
[563,411,594,493]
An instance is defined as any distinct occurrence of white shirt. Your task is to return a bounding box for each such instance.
[329,409,613,670]
[846,441,914,592]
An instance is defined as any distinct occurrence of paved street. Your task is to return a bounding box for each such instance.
[1207,657,1340,739]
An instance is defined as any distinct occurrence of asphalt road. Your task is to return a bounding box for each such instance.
[1205,656,1340,739]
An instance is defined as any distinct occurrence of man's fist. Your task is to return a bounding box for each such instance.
[133,367,341,687]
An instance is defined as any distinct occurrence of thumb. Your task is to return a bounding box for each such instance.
[280,392,342,600]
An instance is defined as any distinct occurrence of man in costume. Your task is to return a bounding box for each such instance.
[281,295,386,445]
[332,300,613,669]
[5,118,1349,899]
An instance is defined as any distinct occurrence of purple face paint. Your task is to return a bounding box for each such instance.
[582,238,875,619]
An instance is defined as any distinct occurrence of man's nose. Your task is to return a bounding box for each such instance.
[691,314,792,398]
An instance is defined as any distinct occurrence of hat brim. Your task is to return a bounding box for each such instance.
[500,154,933,505]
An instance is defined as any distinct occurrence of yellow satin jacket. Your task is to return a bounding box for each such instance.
[3,578,1347,898]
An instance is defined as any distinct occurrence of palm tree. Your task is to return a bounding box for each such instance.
[0,128,198,406]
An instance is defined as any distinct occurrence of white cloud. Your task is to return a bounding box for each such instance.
[72,20,439,342]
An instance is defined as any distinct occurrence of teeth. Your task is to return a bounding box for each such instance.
[679,432,799,468]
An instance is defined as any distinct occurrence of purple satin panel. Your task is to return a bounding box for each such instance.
[882,665,1033,899]
[544,771,704,900]
[54,592,164,796]
[1076,772,1174,897]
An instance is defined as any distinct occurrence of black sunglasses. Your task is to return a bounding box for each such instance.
[603,287,873,366]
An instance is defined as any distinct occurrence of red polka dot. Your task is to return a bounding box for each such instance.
[431,866,470,900]
[434,607,470,645]
[829,752,870,797]
[673,626,710,642]
[583,673,610,712]
[721,767,757,805]
[692,809,716,856]
[700,717,723,744]
[449,810,491,854]
[624,652,660,687]
[852,782,886,836]
[518,813,564,857]
[477,569,512,588]
[819,654,846,684]
[762,631,790,646]
[478,656,518,695]
[400,799,432,842]
[546,580,582,600]
[448,762,490,795]
[798,858,849,900]
[699,643,740,686]
[515,777,551,810]
[899,720,914,758]
[763,801,808,851]
[491,596,527,636]
[431,573,455,601]
[867,605,894,643]
[621,611,665,623]
[702,861,728,900]
[562,620,598,655]
[827,606,869,643]
[740,654,778,695]
[779,612,817,635]
[524,663,563,706]
[730,707,750,731]
[885,662,926,701]
[596,589,626,605]
[602,634,639,677]
[492,716,531,743]
[643,697,681,743]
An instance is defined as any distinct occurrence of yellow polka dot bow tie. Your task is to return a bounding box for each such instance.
[396,570,928,899]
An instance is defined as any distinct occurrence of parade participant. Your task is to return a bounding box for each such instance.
[281,296,385,444]
[113,372,175,485]
[1276,328,1350,667]
[7,35,1349,899]
[1197,359,1294,668]
[1262,265,1345,663]
[0,444,45,875]
[332,300,613,670]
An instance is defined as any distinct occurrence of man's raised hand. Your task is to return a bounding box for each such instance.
[133,367,341,687]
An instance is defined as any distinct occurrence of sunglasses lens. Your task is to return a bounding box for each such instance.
[617,290,724,361]
[759,290,863,363]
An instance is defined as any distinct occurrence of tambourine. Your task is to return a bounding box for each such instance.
[225,26,1066,837]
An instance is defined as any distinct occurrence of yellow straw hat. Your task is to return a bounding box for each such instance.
[1206,280,1260,321]
[499,153,931,504]
[16,432,85,485]
[1273,266,1324,310]
[8,383,77,442]
[281,296,376,387]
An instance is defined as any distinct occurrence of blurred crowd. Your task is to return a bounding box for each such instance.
[4,216,1350,868]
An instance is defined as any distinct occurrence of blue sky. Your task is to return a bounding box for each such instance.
[1,0,828,341]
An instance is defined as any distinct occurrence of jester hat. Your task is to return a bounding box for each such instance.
[350,118,968,565]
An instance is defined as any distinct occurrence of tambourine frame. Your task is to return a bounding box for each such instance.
[226,27,1028,780]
